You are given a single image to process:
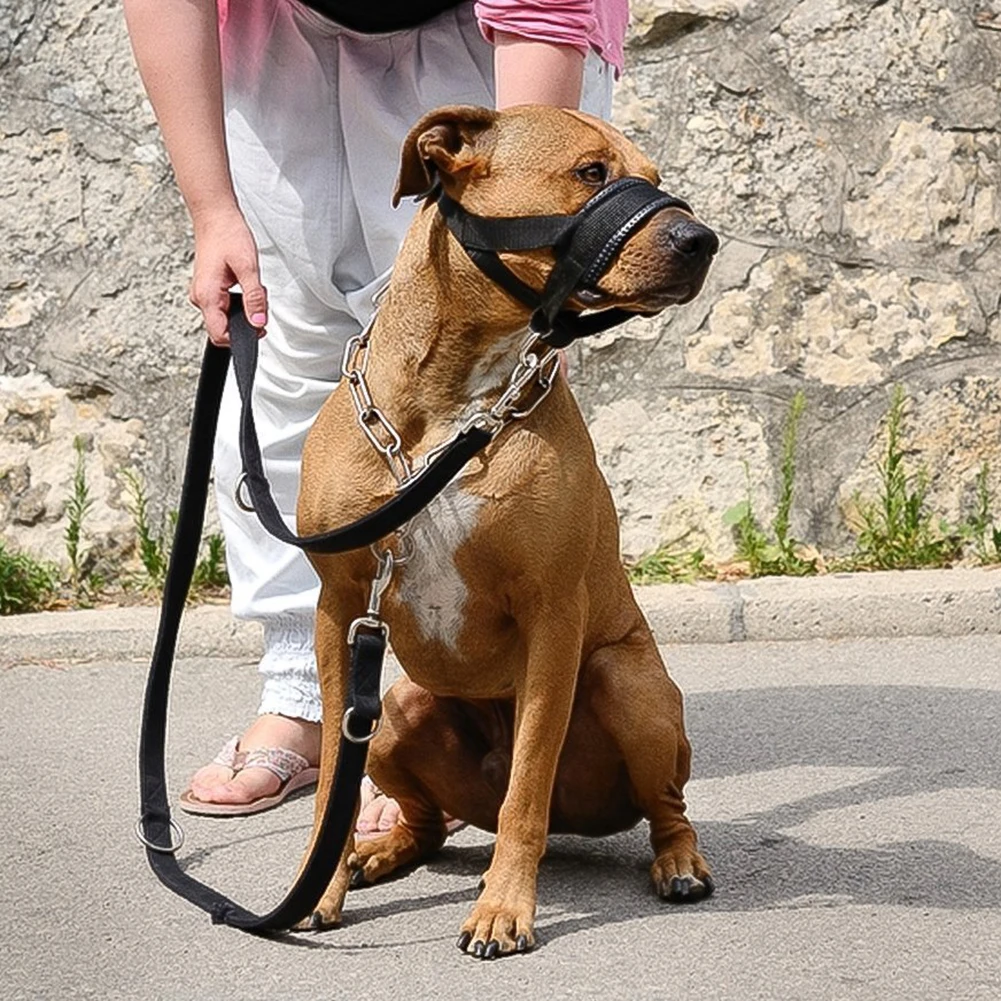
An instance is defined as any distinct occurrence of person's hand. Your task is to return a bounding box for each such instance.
[190,205,269,346]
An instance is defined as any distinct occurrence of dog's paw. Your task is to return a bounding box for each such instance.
[650,851,714,903]
[456,895,535,959]
[293,895,344,932]
[348,824,429,887]
[293,869,350,931]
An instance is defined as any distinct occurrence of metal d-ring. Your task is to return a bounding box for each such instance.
[234,471,255,512]
[341,707,383,744]
[134,815,186,854]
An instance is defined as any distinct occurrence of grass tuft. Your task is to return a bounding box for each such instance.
[849,386,962,570]
[0,541,58,615]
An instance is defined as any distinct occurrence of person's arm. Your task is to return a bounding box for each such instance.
[122,0,267,344]
[492,30,584,109]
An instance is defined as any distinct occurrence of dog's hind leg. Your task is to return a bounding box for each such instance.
[585,629,714,903]
[350,677,509,885]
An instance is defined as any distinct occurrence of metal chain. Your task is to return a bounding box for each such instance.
[341,323,414,486]
[342,321,559,560]
[416,331,561,474]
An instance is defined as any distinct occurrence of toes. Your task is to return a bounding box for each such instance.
[460,932,533,959]
[356,791,402,836]
[293,909,340,932]
[457,910,534,959]
[656,872,713,903]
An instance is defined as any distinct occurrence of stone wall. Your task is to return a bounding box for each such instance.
[2,0,1000,574]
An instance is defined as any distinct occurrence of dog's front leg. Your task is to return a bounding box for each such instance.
[457,592,586,959]
[293,576,362,931]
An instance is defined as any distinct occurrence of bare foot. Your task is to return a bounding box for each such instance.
[355,777,467,840]
[356,776,402,839]
[186,714,321,807]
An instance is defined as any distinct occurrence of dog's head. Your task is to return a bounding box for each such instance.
[394,105,717,316]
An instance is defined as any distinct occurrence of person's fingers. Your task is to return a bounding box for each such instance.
[188,207,265,345]
[190,281,231,347]
[231,251,268,335]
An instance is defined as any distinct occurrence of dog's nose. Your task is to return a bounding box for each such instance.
[667,220,719,260]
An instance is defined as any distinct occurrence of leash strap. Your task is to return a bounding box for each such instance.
[228,302,493,552]
[137,337,389,932]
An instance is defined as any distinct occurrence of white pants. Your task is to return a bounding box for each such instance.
[214,0,615,721]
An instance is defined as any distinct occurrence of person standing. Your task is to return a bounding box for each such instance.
[122,0,629,819]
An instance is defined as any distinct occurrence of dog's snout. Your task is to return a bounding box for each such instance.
[667,220,719,261]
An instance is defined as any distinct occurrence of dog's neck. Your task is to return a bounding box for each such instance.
[362,208,542,442]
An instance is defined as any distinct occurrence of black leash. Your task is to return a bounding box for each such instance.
[136,300,495,933]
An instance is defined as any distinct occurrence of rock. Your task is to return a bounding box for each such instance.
[844,119,1001,250]
[686,253,978,387]
[590,394,772,561]
[0,0,999,573]
[628,0,744,47]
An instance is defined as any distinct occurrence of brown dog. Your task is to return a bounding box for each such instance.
[296,105,717,956]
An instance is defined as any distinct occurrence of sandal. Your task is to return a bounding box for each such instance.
[179,736,319,816]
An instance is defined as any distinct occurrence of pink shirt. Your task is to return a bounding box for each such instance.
[475,0,629,76]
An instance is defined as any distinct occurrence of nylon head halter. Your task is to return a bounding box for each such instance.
[435,176,692,347]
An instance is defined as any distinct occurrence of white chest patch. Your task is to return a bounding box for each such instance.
[396,483,486,650]
[465,328,529,402]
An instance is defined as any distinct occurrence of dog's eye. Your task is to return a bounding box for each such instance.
[575,162,608,187]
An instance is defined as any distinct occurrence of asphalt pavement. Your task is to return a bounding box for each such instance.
[2,571,1000,1000]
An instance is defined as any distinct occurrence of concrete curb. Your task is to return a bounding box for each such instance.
[2,568,1000,663]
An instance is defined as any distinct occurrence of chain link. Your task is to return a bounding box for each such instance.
[344,321,561,495]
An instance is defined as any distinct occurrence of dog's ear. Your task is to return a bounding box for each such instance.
[393,105,498,206]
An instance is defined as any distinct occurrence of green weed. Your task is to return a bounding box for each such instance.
[64,436,96,601]
[121,468,229,597]
[192,532,229,592]
[966,461,1001,565]
[850,386,962,570]
[722,392,816,577]
[121,468,169,589]
[0,541,58,615]
[627,544,710,584]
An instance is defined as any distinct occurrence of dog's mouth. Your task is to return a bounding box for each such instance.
[575,281,698,311]
[573,217,717,314]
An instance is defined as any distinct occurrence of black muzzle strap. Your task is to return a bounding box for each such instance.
[437,176,690,347]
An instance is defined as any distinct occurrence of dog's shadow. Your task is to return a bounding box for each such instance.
[338,683,1001,947]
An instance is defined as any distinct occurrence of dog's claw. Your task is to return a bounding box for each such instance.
[516,934,530,953]
[472,940,485,958]
[308,911,325,930]
[659,873,713,903]
[484,940,500,960]
[457,931,472,951]
[349,868,366,890]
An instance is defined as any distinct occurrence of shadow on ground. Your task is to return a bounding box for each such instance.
[178,683,1001,950]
